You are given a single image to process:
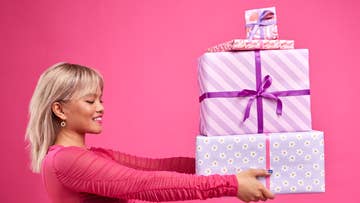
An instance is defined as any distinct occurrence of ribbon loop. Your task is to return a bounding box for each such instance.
[262,75,272,89]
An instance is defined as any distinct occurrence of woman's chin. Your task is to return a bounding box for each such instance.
[89,129,102,134]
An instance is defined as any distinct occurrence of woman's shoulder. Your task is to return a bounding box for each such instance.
[43,145,118,177]
[45,145,92,172]
[49,145,89,157]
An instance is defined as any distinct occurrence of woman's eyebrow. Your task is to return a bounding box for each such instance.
[83,93,103,98]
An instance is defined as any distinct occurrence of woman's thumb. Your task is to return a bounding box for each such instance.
[250,169,272,177]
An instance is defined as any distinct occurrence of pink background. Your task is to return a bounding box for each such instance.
[0,0,359,202]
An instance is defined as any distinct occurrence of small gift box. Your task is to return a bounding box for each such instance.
[198,49,312,135]
[195,131,325,194]
[207,39,294,52]
[245,7,278,40]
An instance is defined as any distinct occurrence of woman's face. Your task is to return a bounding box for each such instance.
[62,88,104,135]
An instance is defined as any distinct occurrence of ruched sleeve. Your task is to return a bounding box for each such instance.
[89,147,195,174]
[52,146,238,201]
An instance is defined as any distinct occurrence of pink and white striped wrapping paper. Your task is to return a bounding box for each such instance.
[207,39,294,52]
[198,49,312,136]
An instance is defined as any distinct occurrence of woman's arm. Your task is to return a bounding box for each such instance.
[52,146,238,201]
[90,147,195,174]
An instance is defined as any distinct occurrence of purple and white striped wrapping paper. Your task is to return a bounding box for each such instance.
[198,49,312,136]
[195,130,325,194]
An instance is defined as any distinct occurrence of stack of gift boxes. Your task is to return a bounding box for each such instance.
[195,7,325,194]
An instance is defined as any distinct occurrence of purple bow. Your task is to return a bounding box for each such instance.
[247,9,276,40]
[199,75,283,122]
[242,75,282,122]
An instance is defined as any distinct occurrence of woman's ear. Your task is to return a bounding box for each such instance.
[52,102,67,120]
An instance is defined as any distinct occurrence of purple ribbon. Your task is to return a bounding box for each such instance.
[199,50,310,133]
[246,9,276,40]
[243,74,283,122]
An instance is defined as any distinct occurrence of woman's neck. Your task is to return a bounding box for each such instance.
[54,129,86,148]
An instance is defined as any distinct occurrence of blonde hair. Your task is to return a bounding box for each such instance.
[25,62,104,173]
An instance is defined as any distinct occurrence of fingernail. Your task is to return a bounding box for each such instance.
[267,169,273,174]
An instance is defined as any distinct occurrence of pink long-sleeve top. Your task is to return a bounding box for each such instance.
[41,145,238,203]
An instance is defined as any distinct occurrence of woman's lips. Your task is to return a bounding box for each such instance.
[93,116,103,124]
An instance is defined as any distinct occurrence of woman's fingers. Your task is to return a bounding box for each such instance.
[249,169,271,177]
[252,192,264,202]
[257,191,266,201]
[236,169,275,202]
[260,186,275,200]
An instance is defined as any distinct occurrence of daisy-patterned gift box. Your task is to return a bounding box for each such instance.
[198,49,312,136]
[245,7,278,40]
[195,131,325,194]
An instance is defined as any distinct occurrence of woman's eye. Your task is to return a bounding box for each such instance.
[86,101,95,104]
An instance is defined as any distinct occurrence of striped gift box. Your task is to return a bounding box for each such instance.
[198,49,312,136]
[195,131,325,194]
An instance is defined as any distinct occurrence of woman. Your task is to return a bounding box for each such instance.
[25,62,275,203]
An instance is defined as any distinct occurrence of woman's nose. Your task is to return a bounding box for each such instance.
[96,102,104,114]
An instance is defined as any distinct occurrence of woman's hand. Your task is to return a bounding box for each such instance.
[236,169,275,202]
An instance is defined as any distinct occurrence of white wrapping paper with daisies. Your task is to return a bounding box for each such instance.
[195,131,325,194]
